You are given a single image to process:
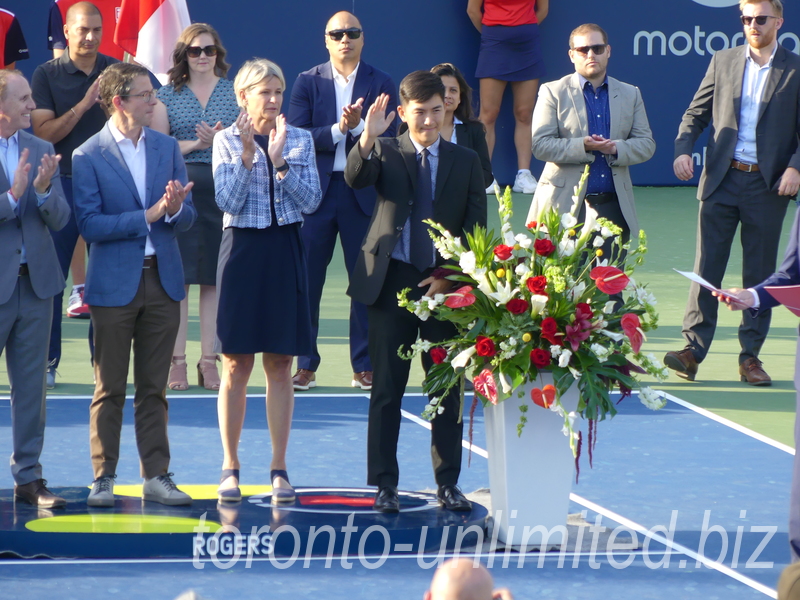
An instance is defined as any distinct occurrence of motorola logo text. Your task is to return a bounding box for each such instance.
[634,27,800,56]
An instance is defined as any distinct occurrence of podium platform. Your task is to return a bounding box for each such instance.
[0,485,488,560]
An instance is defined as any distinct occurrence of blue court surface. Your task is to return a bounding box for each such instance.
[0,391,794,600]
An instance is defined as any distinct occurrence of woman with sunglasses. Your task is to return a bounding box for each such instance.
[213,59,321,503]
[152,24,240,392]
[467,0,548,195]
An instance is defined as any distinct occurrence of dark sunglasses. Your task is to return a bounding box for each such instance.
[572,44,607,56]
[186,45,218,58]
[741,15,779,26]
[327,28,362,41]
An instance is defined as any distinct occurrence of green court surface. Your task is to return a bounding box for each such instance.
[2,187,797,446]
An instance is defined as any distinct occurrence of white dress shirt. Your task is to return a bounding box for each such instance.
[330,61,365,172]
[450,116,462,144]
[734,45,777,164]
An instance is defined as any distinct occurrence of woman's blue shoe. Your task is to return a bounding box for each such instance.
[217,469,241,503]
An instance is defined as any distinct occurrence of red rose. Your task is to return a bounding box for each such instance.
[526,221,538,230]
[526,275,548,295]
[506,298,530,315]
[621,313,644,354]
[575,302,594,322]
[533,239,556,257]
[430,347,447,364]
[590,266,630,295]
[530,348,551,368]
[540,317,561,346]
[493,244,514,261]
[444,285,477,308]
[531,384,556,409]
[475,336,496,357]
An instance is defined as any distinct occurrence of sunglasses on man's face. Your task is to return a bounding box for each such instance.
[186,45,218,58]
[572,44,607,56]
[327,28,362,41]
[740,15,778,26]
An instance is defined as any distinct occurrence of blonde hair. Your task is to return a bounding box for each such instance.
[739,0,783,18]
[233,59,285,108]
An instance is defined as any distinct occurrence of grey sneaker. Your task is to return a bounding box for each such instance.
[46,360,57,390]
[87,475,116,507]
[143,473,192,506]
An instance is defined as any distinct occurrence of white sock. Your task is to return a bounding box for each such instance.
[517,169,531,176]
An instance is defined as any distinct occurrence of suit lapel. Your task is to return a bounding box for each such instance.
[399,132,418,193]
[352,61,373,104]
[99,124,142,205]
[13,131,31,215]
[434,140,454,205]
[144,129,160,208]
[758,45,786,123]
[607,77,621,140]
[567,73,589,135]
[732,46,747,126]
[320,62,338,128]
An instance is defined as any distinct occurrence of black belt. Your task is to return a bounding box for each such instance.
[585,192,618,206]
[143,256,157,269]
[18,263,29,276]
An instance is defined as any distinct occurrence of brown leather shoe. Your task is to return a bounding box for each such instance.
[739,357,771,386]
[292,368,316,391]
[352,371,373,390]
[664,349,699,381]
[14,479,66,508]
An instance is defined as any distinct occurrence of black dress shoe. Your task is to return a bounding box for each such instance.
[14,479,66,508]
[437,485,472,511]
[373,486,400,513]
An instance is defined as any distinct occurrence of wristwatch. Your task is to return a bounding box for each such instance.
[275,162,289,173]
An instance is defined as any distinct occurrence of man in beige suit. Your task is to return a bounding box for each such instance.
[526,23,654,258]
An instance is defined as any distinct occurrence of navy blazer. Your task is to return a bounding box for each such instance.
[287,60,397,216]
[73,123,196,307]
[755,206,800,312]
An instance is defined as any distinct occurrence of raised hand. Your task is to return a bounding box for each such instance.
[267,114,287,169]
[195,120,222,150]
[33,153,62,194]
[164,179,195,216]
[363,93,395,140]
[236,111,256,170]
[343,97,364,130]
[10,148,32,200]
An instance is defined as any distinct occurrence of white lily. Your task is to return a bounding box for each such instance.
[498,372,512,394]
[451,346,477,369]
[529,294,548,316]
[602,301,617,314]
[568,281,586,302]
[561,213,578,229]
[488,281,518,306]
[599,329,624,342]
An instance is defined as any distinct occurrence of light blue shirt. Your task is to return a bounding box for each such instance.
[734,45,777,164]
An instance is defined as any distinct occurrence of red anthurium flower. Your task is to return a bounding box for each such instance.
[533,239,556,257]
[526,275,548,295]
[475,336,496,357]
[430,347,447,364]
[530,348,551,368]
[444,286,477,308]
[474,369,498,404]
[621,313,644,353]
[506,298,529,315]
[531,384,556,409]
[540,317,562,346]
[590,266,630,295]
[565,321,592,351]
[493,244,514,261]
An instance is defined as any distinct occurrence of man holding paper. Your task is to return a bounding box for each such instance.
[716,205,800,560]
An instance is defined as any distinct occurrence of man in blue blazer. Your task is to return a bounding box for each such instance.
[0,70,70,508]
[287,10,397,392]
[72,63,196,508]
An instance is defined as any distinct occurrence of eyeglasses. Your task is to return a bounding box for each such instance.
[571,44,607,56]
[327,28,362,41]
[120,90,155,102]
[186,45,218,58]
[740,15,778,26]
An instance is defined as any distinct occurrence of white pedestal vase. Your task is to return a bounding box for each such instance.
[483,372,579,549]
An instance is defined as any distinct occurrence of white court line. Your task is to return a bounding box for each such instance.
[400,409,778,598]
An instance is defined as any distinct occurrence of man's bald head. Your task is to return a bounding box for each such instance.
[424,559,495,600]
[66,1,102,26]
[325,11,361,32]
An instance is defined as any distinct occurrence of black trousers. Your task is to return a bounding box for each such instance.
[366,260,463,489]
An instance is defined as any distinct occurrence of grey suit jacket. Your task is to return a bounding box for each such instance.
[526,73,655,234]
[675,44,800,200]
[0,130,69,305]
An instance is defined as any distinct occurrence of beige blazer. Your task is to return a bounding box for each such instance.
[526,73,655,235]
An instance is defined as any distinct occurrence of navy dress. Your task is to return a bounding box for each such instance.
[216,137,313,356]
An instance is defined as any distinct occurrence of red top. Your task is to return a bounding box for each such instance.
[482,0,537,27]
[48,0,125,60]
[0,9,29,68]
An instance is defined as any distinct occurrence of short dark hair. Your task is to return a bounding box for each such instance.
[399,71,445,106]
[99,63,150,114]
[430,62,476,122]
[569,23,608,47]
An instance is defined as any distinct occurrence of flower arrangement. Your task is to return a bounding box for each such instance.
[398,166,667,462]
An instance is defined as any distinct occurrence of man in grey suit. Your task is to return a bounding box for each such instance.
[73,63,195,507]
[666,0,800,386]
[526,23,655,259]
[0,70,70,508]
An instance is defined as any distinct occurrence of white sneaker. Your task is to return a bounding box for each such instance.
[143,473,192,506]
[485,178,499,195]
[87,475,116,507]
[513,170,538,194]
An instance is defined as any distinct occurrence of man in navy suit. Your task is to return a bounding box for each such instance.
[72,63,196,507]
[287,10,396,392]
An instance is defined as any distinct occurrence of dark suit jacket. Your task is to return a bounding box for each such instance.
[73,124,196,307]
[754,207,800,311]
[287,60,397,216]
[675,44,800,200]
[0,130,69,304]
[344,132,487,306]
[399,119,493,188]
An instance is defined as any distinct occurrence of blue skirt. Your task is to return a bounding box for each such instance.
[216,224,312,356]
[475,23,546,82]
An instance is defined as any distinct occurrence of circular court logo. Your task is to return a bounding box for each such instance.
[692,0,739,6]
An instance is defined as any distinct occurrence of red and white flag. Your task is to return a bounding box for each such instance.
[114,0,191,82]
